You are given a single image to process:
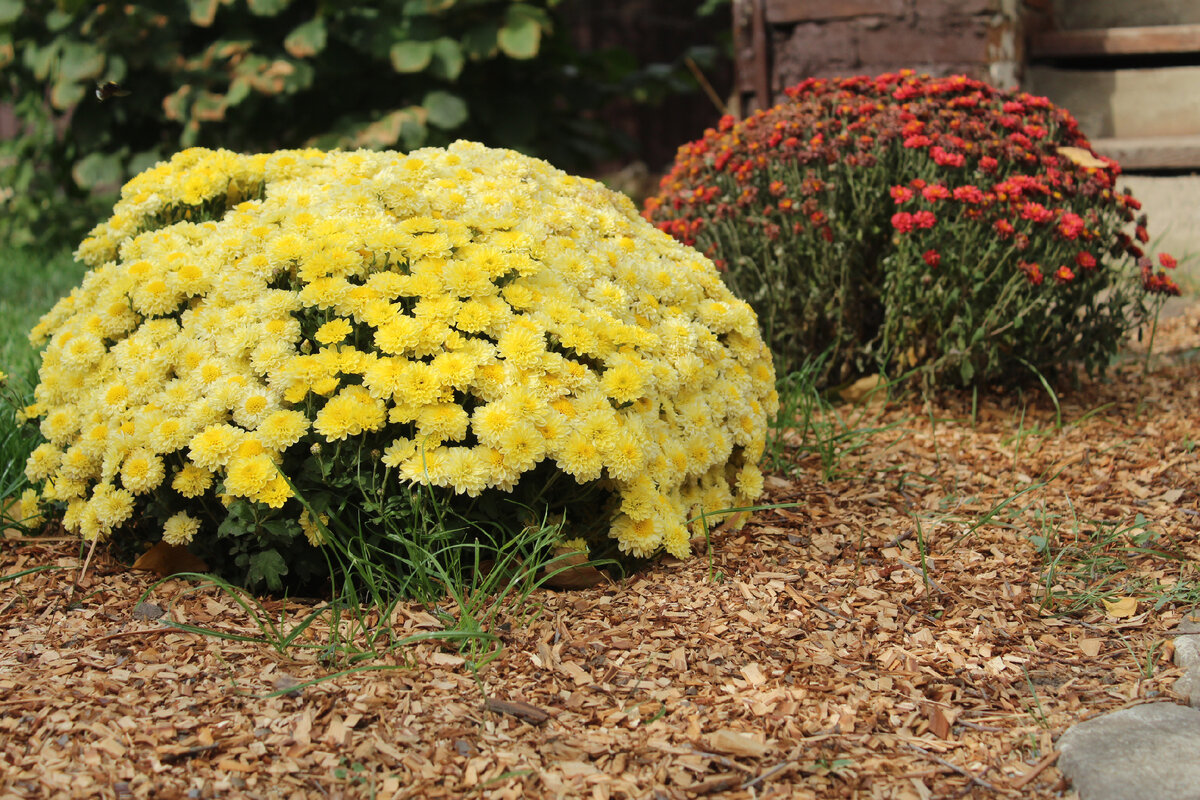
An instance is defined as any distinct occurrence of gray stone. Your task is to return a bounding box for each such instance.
[1174,670,1200,708]
[1058,703,1200,800]
[1176,608,1200,635]
[1175,635,1200,670]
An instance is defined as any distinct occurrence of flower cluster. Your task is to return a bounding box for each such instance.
[24,142,776,584]
[645,71,1179,385]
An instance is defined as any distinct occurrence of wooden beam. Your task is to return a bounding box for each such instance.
[765,0,906,24]
[1091,135,1200,170]
[751,0,771,111]
[1030,24,1200,58]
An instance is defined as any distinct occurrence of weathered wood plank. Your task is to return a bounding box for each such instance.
[1050,0,1200,30]
[1092,135,1200,169]
[1030,24,1200,58]
[765,0,904,23]
[1027,66,1200,140]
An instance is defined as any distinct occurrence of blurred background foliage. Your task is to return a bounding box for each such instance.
[0,0,731,248]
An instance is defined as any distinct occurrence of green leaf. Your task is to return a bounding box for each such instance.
[0,0,24,25]
[423,89,467,129]
[246,0,289,16]
[498,3,546,60]
[336,106,427,149]
[128,148,163,175]
[284,17,326,58]
[45,9,72,30]
[390,39,433,73]
[72,152,123,189]
[58,41,105,83]
[246,549,288,591]
[24,42,59,80]
[49,80,85,110]
[461,22,498,60]
[187,0,219,26]
[429,37,463,81]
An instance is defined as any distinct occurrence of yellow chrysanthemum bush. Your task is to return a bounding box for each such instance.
[24,142,777,592]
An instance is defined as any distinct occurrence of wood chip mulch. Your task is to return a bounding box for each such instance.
[3,305,1199,800]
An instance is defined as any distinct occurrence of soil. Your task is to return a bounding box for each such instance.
[2,306,1199,800]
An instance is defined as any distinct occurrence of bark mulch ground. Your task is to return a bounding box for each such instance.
[3,306,1198,799]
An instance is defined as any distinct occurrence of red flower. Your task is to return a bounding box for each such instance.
[922,184,951,202]
[1160,253,1178,269]
[1057,212,1085,239]
[718,114,736,132]
[1019,202,1054,223]
[1055,265,1075,283]
[890,185,914,203]
[913,210,937,229]
[931,146,965,167]
[1135,225,1149,244]
[952,185,986,204]
[1075,252,1096,269]
[1019,260,1044,285]
[891,212,915,233]
[980,156,999,172]
[922,249,941,268]
[904,134,933,149]
[994,219,1015,237]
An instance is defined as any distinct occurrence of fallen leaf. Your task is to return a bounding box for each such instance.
[132,601,165,621]
[686,773,742,794]
[1160,488,1185,504]
[540,546,606,589]
[1056,146,1109,169]
[709,729,770,758]
[130,542,209,577]
[274,672,304,697]
[1079,638,1103,658]
[485,698,551,726]
[1102,596,1138,618]
[838,374,884,404]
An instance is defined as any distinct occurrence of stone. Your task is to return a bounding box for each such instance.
[1175,634,1200,670]
[1175,607,1200,635]
[1173,670,1200,708]
[1058,703,1200,800]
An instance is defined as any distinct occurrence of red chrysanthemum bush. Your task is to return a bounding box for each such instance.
[644,71,1180,385]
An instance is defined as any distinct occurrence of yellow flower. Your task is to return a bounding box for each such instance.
[497,318,545,371]
[315,317,353,345]
[172,464,215,498]
[496,421,546,473]
[299,508,329,546]
[225,453,277,497]
[600,360,645,404]
[254,409,310,451]
[314,385,386,441]
[162,511,201,546]
[121,449,166,494]
[188,424,241,470]
[416,402,469,443]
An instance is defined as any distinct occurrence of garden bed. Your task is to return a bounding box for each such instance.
[2,305,1198,799]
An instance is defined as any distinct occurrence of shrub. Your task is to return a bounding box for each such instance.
[19,142,776,591]
[644,71,1180,386]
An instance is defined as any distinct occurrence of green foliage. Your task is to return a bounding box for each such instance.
[1,0,717,247]
[645,72,1181,387]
